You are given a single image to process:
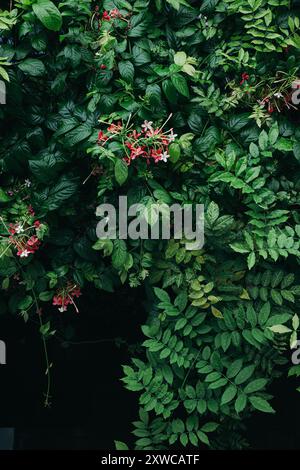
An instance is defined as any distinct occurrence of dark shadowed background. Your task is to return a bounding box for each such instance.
[0,286,299,450]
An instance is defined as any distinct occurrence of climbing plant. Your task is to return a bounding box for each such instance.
[0,0,300,449]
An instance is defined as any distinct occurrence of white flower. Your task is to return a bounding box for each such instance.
[15,224,24,234]
[168,129,178,142]
[142,120,153,132]
[161,151,170,163]
[59,306,67,312]
[20,249,30,258]
[24,179,31,188]
[274,92,283,99]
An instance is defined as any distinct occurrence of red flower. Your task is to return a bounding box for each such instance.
[34,220,41,228]
[53,284,81,313]
[125,141,134,151]
[150,148,163,163]
[128,130,142,139]
[130,146,146,160]
[240,72,249,85]
[98,131,108,143]
[8,223,16,235]
[28,205,35,216]
[102,11,111,21]
[100,64,107,70]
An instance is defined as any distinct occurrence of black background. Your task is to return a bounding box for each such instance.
[0,286,299,450]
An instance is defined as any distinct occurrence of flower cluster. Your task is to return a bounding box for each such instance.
[52,284,81,313]
[258,96,274,113]
[7,215,42,258]
[97,118,177,166]
[102,8,123,21]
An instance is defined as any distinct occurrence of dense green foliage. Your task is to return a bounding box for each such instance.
[0,0,300,449]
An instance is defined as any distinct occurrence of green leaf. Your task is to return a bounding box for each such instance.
[171,74,189,97]
[234,365,255,385]
[169,143,181,163]
[32,0,62,32]
[118,61,135,83]
[0,188,10,202]
[197,430,209,445]
[201,422,219,433]
[235,393,247,413]
[112,240,127,270]
[206,201,219,224]
[268,324,292,334]
[244,379,268,394]
[227,359,243,379]
[249,396,275,413]
[293,142,300,162]
[247,252,256,270]
[174,51,187,66]
[221,384,237,405]
[18,59,45,77]
[162,80,178,103]
[115,159,128,185]
[114,440,129,450]
[258,130,268,150]
[154,287,171,303]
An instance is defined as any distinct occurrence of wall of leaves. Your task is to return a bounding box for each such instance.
[0,0,300,450]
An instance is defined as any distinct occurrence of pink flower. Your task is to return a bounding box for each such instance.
[110,8,122,18]
[17,249,31,258]
[142,120,153,132]
[107,122,123,134]
[28,205,35,216]
[130,146,146,160]
[168,129,177,142]
[98,131,108,143]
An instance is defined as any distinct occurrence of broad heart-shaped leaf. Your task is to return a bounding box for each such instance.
[115,159,128,185]
[18,59,45,77]
[118,61,135,83]
[33,0,62,32]
[171,73,189,98]
[162,79,178,103]
[249,396,275,413]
